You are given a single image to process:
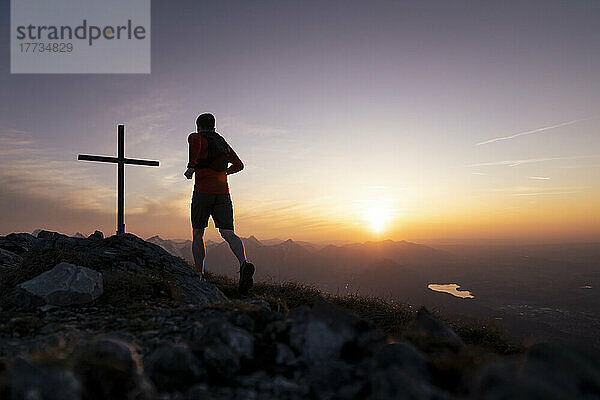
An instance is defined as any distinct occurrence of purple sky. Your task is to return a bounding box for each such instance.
[1,0,599,242]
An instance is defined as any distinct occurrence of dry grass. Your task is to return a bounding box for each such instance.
[203,270,518,356]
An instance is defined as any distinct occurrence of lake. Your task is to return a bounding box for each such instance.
[428,283,474,299]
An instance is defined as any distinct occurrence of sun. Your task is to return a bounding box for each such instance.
[363,205,391,233]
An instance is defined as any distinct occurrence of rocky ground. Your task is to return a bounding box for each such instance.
[1,231,599,399]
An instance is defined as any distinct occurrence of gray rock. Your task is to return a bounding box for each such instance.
[87,230,104,240]
[0,248,21,268]
[16,262,103,307]
[11,356,81,400]
[307,359,361,400]
[231,311,256,332]
[23,230,228,305]
[0,248,22,282]
[189,319,254,359]
[406,306,465,350]
[36,230,66,240]
[271,298,386,365]
[472,342,600,399]
[372,342,431,380]
[239,371,305,399]
[202,343,241,380]
[0,232,37,255]
[75,336,155,400]
[368,367,450,400]
[186,384,238,400]
[144,343,206,391]
[275,342,297,366]
[245,298,271,311]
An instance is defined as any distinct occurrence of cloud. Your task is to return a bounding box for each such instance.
[366,185,391,190]
[487,185,589,197]
[219,116,289,137]
[103,95,184,146]
[528,176,550,180]
[475,116,599,146]
[512,191,582,196]
[465,155,595,168]
[0,128,116,211]
[0,127,187,217]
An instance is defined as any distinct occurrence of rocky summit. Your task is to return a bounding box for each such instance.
[0,230,599,399]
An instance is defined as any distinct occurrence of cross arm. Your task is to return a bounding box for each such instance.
[78,154,118,163]
[78,154,159,166]
[124,158,160,166]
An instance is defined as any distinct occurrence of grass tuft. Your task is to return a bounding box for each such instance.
[202,269,518,355]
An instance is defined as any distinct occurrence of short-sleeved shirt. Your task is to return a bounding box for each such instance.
[187,132,243,194]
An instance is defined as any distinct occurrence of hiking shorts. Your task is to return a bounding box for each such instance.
[191,192,234,230]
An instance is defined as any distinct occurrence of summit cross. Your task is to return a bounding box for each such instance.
[78,124,160,236]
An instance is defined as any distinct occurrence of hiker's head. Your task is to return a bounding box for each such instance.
[196,113,215,132]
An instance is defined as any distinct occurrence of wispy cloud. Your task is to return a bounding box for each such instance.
[105,95,183,146]
[488,185,589,197]
[475,116,599,146]
[219,116,289,137]
[512,191,582,196]
[0,128,115,212]
[366,185,391,190]
[465,155,595,168]
[528,176,550,180]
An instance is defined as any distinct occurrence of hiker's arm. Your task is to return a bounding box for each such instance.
[226,148,244,175]
[184,134,201,178]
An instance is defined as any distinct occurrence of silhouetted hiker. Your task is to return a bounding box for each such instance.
[184,113,255,294]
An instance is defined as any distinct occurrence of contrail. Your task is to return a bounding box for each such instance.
[465,155,594,168]
[475,116,599,146]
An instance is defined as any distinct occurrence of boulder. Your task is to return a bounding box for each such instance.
[307,359,362,400]
[372,342,432,380]
[188,319,254,359]
[405,306,465,351]
[0,248,21,268]
[75,336,155,400]
[87,230,104,240]
[0,248,22,282]
[472,342,600,399]
[267,298,386,365]
[19,230,228,305]
[16,262,103,307]
[274,343,297,366]
[144,343,206,391]
[237,371,306,399]
[202,343,241,381]
[368,367,450,400]
[0,232,37,255]
[11,356,81,400]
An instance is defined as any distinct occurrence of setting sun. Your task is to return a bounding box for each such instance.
[364,205,391,233]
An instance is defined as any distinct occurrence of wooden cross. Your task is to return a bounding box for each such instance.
[78,124,160,236]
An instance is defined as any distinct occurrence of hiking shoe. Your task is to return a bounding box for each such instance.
[238,261,255,294]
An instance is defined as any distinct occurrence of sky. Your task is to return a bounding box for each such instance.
[1,0,599,243]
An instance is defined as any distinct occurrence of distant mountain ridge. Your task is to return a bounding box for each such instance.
[144,235,452,295]
[28,229,451,295]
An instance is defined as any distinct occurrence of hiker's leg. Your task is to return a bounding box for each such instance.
[213,193,246,266]
[192,228,206,275]
[219,228,246,266]
[191,191,212,276]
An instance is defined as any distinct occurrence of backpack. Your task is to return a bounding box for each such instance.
[195,131,230,172]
